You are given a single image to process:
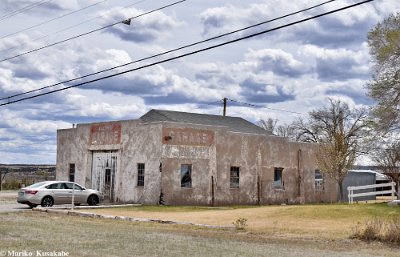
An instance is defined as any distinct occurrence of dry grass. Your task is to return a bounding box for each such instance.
[1,212,399,257]
[351,217,400,244]
[87,204,400,239]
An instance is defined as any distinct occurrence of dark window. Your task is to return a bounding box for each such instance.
[181,164,192,188]
[65,183,82,190]
[46,183,64,189]
[314,169,324,191]
[274,168,284,189]
[105,168,111,184]
[230,166,240,188]
[137,163,145,187]
[69,164,75,182]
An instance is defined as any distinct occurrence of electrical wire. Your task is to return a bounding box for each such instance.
[0,0,375,107]
[0,0,109,40]
[0,0,149,55]
[0,0,187,64]
[0,0,338,102]
[0,0,53,22]
[227,99,303,115]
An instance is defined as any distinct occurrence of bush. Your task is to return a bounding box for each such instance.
[1,180,21,190]
[351,218,400,245]
[232,217,248,230]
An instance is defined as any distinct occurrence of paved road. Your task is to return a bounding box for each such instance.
[0,191,31,213]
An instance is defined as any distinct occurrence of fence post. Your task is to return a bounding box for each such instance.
[391,182,395,199]
[348,186,351,204]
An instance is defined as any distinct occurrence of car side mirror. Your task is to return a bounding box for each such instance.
[82,187,86,190]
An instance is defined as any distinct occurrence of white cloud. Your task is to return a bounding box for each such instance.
[100,7,183,43]
[0,0,399,164]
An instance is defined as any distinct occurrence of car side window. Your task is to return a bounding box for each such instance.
[64,183,82,190]
[46,183,63,189]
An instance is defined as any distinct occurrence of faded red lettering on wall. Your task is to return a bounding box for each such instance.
[162,128,214,146]
[90,123,121,145]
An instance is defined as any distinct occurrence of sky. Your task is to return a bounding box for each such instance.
[0,0,398,164]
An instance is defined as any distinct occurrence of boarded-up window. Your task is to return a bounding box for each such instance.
[230,166,240,188]
[315,169,324,191]
[181,164,192,188]
[69,164,75,182]
[274,167,284,189]
[137,163,145,187]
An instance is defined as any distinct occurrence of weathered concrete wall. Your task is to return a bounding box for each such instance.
[118,121,162,204]
[57,126,91,188]
[57,119,339,206]
[160,123,215,205]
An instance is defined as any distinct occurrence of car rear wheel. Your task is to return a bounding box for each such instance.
[41,196,54,207]
[87,195,99,206]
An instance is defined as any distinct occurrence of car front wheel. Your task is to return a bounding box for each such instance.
[87,195,99,206]
[41,196,54,207]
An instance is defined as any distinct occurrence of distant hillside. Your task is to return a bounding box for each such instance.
[0,164,55,173]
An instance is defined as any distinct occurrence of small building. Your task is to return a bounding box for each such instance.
[56,109,338,205]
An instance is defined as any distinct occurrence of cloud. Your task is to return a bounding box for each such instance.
[240,78,295,103]
[0,0,79,15]
[244,48,309,77]
[100,7,183,43]
[301,44,370,81]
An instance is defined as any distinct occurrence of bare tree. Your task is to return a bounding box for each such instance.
[373,141,400,199]
[257,118,277,135]
[294,99,370,201]
[0,168,10,191]
[258,118,297,140]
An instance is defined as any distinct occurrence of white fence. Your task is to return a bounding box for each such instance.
[347,182,396,204]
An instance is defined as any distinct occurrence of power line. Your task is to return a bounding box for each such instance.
[0,0,374,107]
[0,0,109,41]
[0,0,53,22]
[0,0,338,102]
[227,99,303,115]
[0,0,149,55]
[0,0,187,64]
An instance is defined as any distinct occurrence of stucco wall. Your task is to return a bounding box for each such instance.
[57,119,339,205]
[118,121,162,204]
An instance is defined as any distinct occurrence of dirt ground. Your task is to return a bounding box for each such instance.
[87,204,400,240]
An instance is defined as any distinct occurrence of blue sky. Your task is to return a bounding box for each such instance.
[0,0,398,164]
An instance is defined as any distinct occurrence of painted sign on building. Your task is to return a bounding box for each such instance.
[90,123,121,145]
[162,128,214,146]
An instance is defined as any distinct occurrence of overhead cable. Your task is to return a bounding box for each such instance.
[0,0,53,22]
[227,99,303,115]
[0,0,149,54]
[0,0,338,102]
[0,0,109,40]
[0,0,374,106]
[0,0,187,64]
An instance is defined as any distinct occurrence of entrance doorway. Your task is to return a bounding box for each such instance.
[92,151,118,202]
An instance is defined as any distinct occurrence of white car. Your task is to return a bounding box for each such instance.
[17,181,102,208]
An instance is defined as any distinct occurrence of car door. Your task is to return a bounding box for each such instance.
[64,182,86,204]
[46,183,69,204]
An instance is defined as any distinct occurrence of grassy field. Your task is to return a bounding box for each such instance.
[1,211,399,257]
[87,203,400,240]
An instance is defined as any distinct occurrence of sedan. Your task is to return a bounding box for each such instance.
[17,181,102,208]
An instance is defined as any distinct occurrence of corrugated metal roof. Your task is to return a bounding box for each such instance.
[140,109,269,135]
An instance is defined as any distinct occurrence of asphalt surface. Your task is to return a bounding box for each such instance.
[0,191,31,213]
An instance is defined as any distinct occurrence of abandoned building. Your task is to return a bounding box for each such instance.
[56,109,338,205]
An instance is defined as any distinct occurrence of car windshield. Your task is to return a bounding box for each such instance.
[25,182,48,188]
